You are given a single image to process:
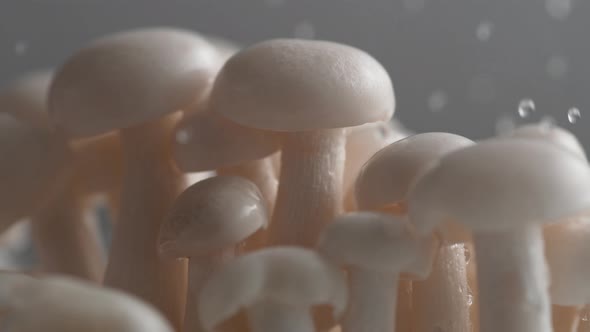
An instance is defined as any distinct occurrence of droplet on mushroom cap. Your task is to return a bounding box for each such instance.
[409,139,590,234]
[209,39,395,131]
[159,176,267,258]
[49,27,218,138]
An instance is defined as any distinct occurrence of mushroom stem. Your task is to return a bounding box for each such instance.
[216,157,277,214]
[248,300,314,332]
[270,129,345,247]
[552,305,581,332]
[474,225,552,332]
[184,249,235,332]
[31,190,104,282]
[103,115,187,330]
[342,269,398,332]
[412,244,471,332]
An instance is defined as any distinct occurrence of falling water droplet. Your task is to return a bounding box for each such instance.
[518,99,536,118]
[293,21,316,39]
[567,107,581,123]
[427,90,448,112]
[476,21,494,42]
[175,129,191,144]
[14,40,28,56]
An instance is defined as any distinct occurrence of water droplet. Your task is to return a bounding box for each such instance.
[476,21,494,42]
[518,99,536,118]
[293,21,316,39]
[402,0,426,12]
[546,55,568,79]
[546,0,572,20]
[14,41,28,56]
[582,307,590,321]
[567,107,581,124]
[427,90,448,112]
[464,246,471,264]
[467,293,474,306]
[496,114,516,136]
[175,129,191,144]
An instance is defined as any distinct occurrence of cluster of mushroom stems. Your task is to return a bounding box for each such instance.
[0,27,589,332]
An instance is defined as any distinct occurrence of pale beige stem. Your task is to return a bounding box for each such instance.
[103,115,187,331]
[31,190,104,282]
[396,280,413,332]
[412,244,471,332]
[466,242,480,332]
[269,129,345,247]
[552,305,580,332]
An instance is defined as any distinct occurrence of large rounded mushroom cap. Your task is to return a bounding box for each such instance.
[356,132,473,210]
[198,247,347,330]
[0,114,71,227]
[209,39,395,132]
[49,27,218,138]
[544,219,590,306]
[508,123,587,161]
[0,71,53,130]
[408,139,590,234]
[159,176,267,258]
[318,212,436,279]
[0,276,173,332]
[173,104,280,172]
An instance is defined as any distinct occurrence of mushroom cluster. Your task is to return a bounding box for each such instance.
[0,27,589,332]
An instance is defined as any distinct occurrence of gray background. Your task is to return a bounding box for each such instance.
[1,0,587,146]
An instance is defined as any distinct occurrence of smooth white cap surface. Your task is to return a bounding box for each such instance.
[509,123,587,161]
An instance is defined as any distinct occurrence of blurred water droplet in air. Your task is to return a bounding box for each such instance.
[496,114,516,136]
[518,99,536,118]
[546,0,573,20]
[427,90,448,112]
[469,75,495,104]
[546,55,568,80]
[567,107,581,124]
[402,0,426,12]
[14,41,28,56]
[476,21,494,42]
[264,0,286,7]
[293,21,316,39]
[175,129,191,144]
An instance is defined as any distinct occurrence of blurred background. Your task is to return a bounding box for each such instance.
[1,0,587,143]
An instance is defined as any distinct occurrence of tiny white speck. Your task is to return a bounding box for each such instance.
[546,0,573,20]
[14,41,28,56]
[427,90,448,112]
[476,21,494,42]
[175,130,191,144]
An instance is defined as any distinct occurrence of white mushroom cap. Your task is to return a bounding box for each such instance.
[159,176,267,258]
[509,123,587,161]
[0,71,53,130]
[408,139,590,235]
[49,27,218,138]
[318,212,437,279]
[173,104,280,172]
[0,276,173,332]
[198,247,347,330]
[355,132,473,210]
[209,39,394,132]
[544,219,590,306]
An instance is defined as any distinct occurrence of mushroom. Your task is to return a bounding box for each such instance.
[48,27,218,328]
[173,101,280,215]
[1,70,120,281]
[343,120,410,211]
[198,247,348,332]
[408,139,590,332]
[318,212,436,332]
[159,175,267,332]
[355,132,474,332]
[0,275,173,332]
[208,38,395,247]
[544,219,590,332]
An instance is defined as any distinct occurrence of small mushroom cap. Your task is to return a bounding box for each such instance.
[49,27,218,138]
[0,276,173,332]
[509,123,587,160]
[173,105,280,172]
[318,212,436,279]
[408,139,590,235]
[544,219,590,306]
[198,247,347,330]
[159,176,267,258]
[0,71,53,130]
[356,132,474,210]
[0,114,71,227]
[210,39,394,132]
